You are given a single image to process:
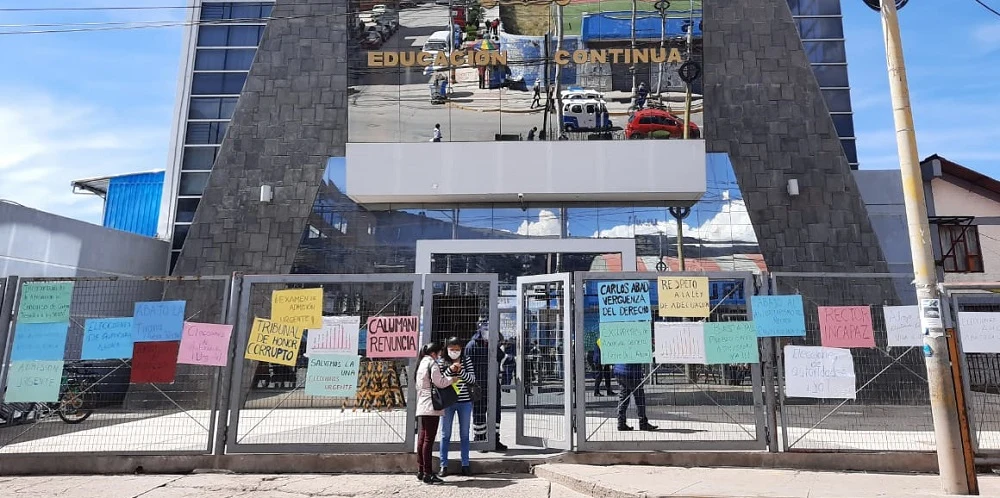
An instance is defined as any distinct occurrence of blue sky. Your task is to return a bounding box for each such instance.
[0,1,998,228]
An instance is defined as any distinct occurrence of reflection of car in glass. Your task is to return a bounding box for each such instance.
[422,30,451,75]
[361,32,383,49]
[626,108,700,139]
[562,99,612,131]
[399,1,418,8]
[561,87,604,101]
[372,4,387,13]
[435,0,449,4]
[365,23,389,41]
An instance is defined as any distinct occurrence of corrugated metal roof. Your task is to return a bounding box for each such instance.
[102,172,164,238]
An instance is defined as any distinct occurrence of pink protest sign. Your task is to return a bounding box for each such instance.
[366,316,419,358]
[818,306,875,348]
[177,322,233,367]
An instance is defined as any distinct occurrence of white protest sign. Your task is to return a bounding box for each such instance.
[306,316,361,356]
[883,305,922,347]
[653,322,706,364]
[957,312,1000,353]
[783,345,856,400]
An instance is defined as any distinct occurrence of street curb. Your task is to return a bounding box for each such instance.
[534,465,641,498]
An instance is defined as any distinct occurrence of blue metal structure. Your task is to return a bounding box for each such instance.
[103,172,164,237]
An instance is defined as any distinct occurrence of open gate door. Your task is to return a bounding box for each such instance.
[515,273,573,450]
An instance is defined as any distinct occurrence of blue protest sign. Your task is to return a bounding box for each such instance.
[82,317,135,359]
[133,301,186,342]
[597,280,652,323]
[751,295,807,337]
[9,322,69,361]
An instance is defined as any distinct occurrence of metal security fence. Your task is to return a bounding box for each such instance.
[771,272,934,452]
[942,284,1000,455]
[574,271,768,451]
[0,276,232,456]
[226,274,421,454]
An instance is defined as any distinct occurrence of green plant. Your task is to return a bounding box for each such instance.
[651,130,671,139]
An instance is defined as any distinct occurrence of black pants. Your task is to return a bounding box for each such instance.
[594,365,612,393]
[473,382,501,441]
[616,374,648,425]
[417,415,440,475]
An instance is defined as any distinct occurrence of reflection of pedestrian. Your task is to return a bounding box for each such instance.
[547,87,555,113]
[432,123,442,142]
[527,127,537,140]
[477,63,486,89]
[531,80,541,109]
[492,19,500,37]
[615,362,657,432]
[592,345,615,397]
[636,82,649,109]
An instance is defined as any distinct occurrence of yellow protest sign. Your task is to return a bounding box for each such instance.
[245,317,303,367]
[657,277,710,318]
[271,288,323,329]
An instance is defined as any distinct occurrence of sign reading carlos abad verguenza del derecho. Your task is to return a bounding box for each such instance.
[368,47,687,68]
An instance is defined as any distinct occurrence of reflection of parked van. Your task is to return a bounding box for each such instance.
[562,98,612,131]
[422,30,451,75]
[561,87,604,101]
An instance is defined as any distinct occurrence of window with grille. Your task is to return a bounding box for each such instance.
[938,224,985,273]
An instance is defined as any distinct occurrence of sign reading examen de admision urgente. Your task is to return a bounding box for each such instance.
[367,47,686,68]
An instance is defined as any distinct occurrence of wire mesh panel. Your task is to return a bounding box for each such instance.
[227,274,421,454]
[946,289,1000,454]
[516,273,572,449]
[0,276,230,455]
[421,274,499,452]
[772,273,934,452]
[574,271,766,451]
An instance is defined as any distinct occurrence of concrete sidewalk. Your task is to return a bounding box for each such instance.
[534,464,1000,498]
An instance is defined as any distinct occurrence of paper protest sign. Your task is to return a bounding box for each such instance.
[597,280,651,322]
[657,277,710,318]
[177,322,233,366]
[599,321,652,364]
[245,318,303,366]
[271,288,323,329]
[130,341,180,384]
[883,305,922,348]
[704,321,759,364]
[750,295,806,337]
[818,306,875,348]
[133,301,186,342]
[366,316,419,358]
[81,317,134,360]
[17,282,73,324]
[9,322,69,361]
[957,312,1000,353]
[653,321,706,364]
[305,354,360,397]
[307,316,360,356]
[3,361,64,402]
[784,345,856,399]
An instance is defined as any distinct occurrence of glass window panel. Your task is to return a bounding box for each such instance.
[172,225,189,251]
[822,89,852,112]
[194,49,227,70]
[224,48,256,70]
[788,0,841,16]
[219,97,238,119]
[191,73,224,94]
[231,4,262,20]
[200,4,226,20]
[803,41,847,63]
[261,4,273,17]
[795,17,844,39]
[185,122,228,144]
[222,73,248,94]
[197,26,229,46]
[811,64,849,87]
[179,172,211,196]
[181,147,218,170]
[831,114,855,138]
[188,97,221,119]
[175,198,201,223]
[840,138,859,164]
[228,25,263,46]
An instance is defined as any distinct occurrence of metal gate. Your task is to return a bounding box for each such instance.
[573,271,767,451]
[226,274,422,454]
[515,273,573,449]
[421,274,499,452]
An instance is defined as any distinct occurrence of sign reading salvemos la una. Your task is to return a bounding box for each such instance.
[368,47,685,68]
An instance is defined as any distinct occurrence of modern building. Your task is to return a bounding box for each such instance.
[162,0,862,272]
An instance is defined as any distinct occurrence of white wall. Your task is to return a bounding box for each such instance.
[0,203,169,278]
[931,178,1000,282]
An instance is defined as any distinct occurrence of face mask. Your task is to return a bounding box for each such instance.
[448,350,461,360]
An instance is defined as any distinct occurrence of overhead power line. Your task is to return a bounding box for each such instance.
[973,0,1000,17]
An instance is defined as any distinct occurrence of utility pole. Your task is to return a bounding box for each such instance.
[870,0,975,493]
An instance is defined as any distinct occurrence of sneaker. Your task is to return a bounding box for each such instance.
[461,466,472,476]
[439,466,449,477]
[495,441,508,451]
[423,474,444,484]
[617,423,634,431]
[417,472,424,481]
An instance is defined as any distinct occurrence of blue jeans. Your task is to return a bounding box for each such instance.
[440,401,473,468]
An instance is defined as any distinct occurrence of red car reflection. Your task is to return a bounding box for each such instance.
[625,108,700,139]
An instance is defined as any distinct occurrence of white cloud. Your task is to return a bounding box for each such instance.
[0,89,168,224]
[516,209,560,236]
[594,197,759,244]
[972,23,1000,53]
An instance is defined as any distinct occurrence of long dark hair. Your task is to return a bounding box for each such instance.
[414,341,441,378]
[443,336,465,364]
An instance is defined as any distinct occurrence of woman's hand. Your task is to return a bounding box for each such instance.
[449,362,461,373]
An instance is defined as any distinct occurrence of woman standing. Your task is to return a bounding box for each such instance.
[415,342,453,484]
[439,336,476,476]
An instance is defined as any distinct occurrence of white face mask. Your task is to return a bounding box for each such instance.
[448,350,461,360]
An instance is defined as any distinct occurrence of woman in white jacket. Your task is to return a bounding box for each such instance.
[415,342,454,484]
